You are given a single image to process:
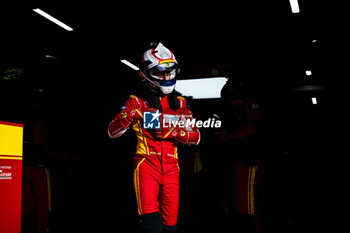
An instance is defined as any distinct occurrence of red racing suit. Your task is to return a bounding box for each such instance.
[108,94,200,226]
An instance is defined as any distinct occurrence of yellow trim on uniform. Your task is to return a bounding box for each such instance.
[44,168,52,211]
[174,144,178,159]
[247,165,258,215]
[134,158,145,215]
[140,121,150,156]
[133,121,150,156]
[135,109,143,119]
[163,127,175,139]
[177,96,185,100]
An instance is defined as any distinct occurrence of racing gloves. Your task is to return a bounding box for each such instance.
[108,107,152,138]
[149,113,200,145]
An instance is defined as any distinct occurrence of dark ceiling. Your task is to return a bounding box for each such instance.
[0,0,348,113]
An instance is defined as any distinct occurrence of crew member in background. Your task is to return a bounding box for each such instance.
[217,77,266,233]
[22,93,51,233]
[108,42,200,233]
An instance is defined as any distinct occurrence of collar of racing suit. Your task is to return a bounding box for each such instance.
[136,84,180,111]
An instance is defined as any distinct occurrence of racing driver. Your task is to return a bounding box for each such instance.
[108,42,200,233]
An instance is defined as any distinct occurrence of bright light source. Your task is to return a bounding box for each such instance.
[289,0,300,13]
[45,55,58,60]
[306,70,312,76]
[311,97,317,104]
[312,39,317,43]
[175,77,228,99]
[33,8,74,31]
[120,60,139,71]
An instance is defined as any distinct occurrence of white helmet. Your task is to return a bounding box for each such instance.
[139,43,178,95]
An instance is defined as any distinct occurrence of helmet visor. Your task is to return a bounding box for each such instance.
[150,63,177,80]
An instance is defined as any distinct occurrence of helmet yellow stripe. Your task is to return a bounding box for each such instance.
[159,59,176,64]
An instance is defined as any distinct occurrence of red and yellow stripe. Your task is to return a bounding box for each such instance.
[134,158,145,215]
[133,121,150,156]
[247,165,258,215]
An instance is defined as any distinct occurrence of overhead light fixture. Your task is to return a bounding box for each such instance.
[292,85,325,92]
[45,54,58,60]
[33,8,74,31]
[305,70,312,76]
[311,97,317,105]
[120,59,140,71]
[289,0,300,13]
[175,77,228,99]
